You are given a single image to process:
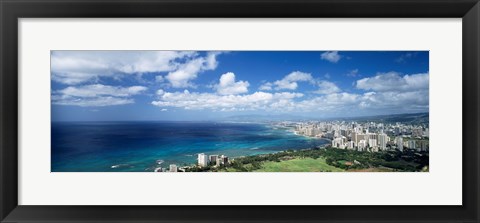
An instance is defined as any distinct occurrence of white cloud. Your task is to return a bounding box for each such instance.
[52,84,147,107]
[395,52,418,63]
[321,51,342,63]
[296,92,359,112]
[358,90,429,112]
[259,82,273,91]
[273,71,314,90]
[214,72,249,95]
[58,84,147,98]
[356,72,429,92]
[155,75,165,82]
[156,89,165,95]
[52,95,135,107]
[150,69,428,115]
[298,90,428,114]
[346,69,359,77]
[152,91,303,111]
[150,86,428,115]
[50,51,219,86]
[165,52,221,88]
[314,81,341,94]
[351,72,429,114]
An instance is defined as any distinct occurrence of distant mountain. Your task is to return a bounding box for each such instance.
[225,114,313,122]
[345,112,429,124]
[224,112,429,124]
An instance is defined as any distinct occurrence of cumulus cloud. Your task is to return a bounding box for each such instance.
[156,89,165,95]
[295,92,359,112]
[51,51,198,85]
[321,51,342,63]
[152,91,303,111]
[314,81,341,94]
[52,84,147,107]
[148,69,427,115]
[259,82,273,91]
[155,75,165,82]
[150,86,428,115]
[273,71,314,90]
[51,51,220,87]
[359,90,429,110]
[52,96,135,107]
[356,72,429,92]
[57,84,147,98]
[214,72,249,95]
[351,71,429,114]
[165,52,221,88]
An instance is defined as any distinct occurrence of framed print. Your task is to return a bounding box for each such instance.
[1,0,479,222]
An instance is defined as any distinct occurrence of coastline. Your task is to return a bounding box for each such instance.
[148,123,331,171]
[181,147,429,173]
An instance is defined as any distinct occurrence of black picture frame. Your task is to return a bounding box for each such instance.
[1,0,479,222]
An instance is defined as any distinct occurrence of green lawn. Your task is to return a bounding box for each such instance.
[254,157,344,172]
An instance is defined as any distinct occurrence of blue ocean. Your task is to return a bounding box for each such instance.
[51,121,329,172]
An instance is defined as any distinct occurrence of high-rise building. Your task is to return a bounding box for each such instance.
[395,137,403,152]
[352,132,359,144]
[368,138,377,148]
[347,141,355,149]
[378,133,388,150]
[209,155,218,165]
[332,137,345,148]
[198,153,209,167]
[358,140,367,151]
[407,140,416,150]
[216,155,229,166]
[169,164,177,172]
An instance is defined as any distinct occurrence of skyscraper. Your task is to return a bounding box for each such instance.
[209,155,218,165]
[395,137,403,152]
[378,133,388,150]
[198,153,209,167]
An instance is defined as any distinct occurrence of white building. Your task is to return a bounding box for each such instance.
[378,133,388,150]
[368,138,377,148]
[332,137,345,148]
[347,141,355,149]
[169,164,177,172]
[358,139,367,151]
[198,153,209,167]
[395,137,403,152]
[407,140,416,150]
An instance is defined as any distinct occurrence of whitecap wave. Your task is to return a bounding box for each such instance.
[111,164,130,169]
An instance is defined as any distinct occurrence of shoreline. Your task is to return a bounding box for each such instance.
[154,125,331,170]
[179,146,429,173]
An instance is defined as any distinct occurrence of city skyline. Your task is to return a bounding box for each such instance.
[51,51,429,121]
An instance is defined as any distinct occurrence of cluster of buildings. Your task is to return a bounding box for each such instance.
[292,121,429,152]
[197,153,230,167]
[154,153,231,172]
[154,164,180,172]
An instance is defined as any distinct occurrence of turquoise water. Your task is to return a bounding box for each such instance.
[51,121,329,172]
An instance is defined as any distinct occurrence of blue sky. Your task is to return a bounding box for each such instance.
[51,51,429,121]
